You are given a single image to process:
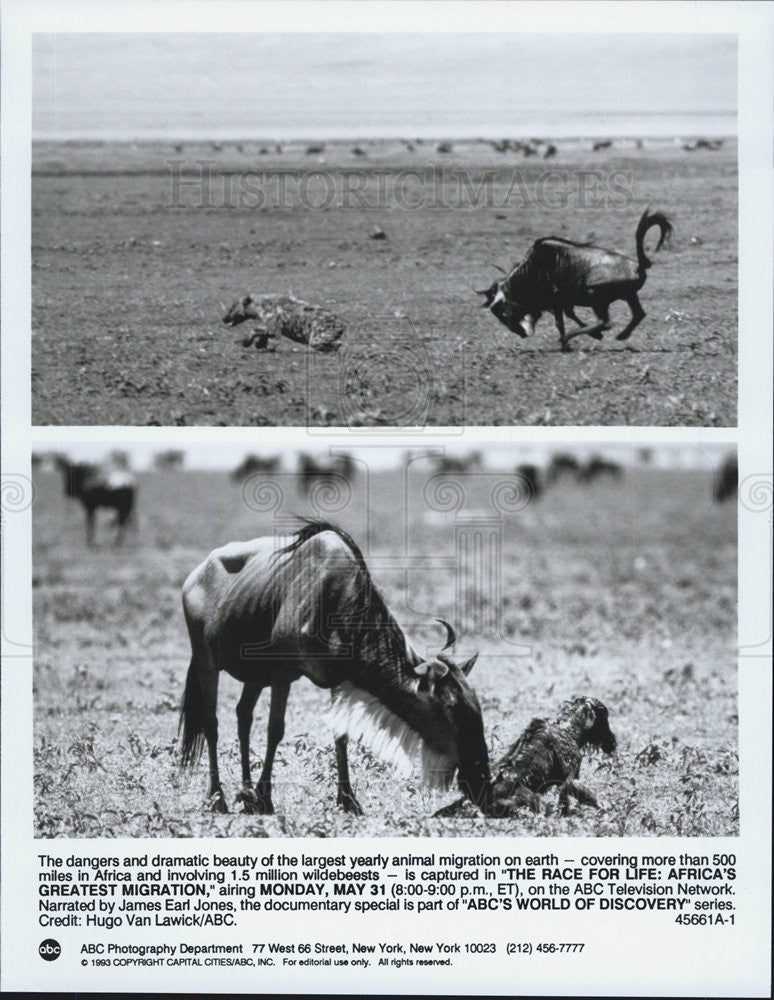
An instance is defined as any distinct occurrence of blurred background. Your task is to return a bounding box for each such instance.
[33,33,735,141]
[32,440,738,838]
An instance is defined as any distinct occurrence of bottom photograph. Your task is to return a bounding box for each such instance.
[31,441,738,839]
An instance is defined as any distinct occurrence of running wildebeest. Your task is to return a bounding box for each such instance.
[435,697,616,818]
[180,520,493,816]
[476,207,673,350]
[55,456,136,546]
[222,294,345,352]
[714,454,738,502]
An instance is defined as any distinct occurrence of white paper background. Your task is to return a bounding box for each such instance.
[2,1,772,995]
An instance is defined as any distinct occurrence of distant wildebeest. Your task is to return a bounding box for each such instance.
[714,454,738,502]
[222,295,345,352]
[592,139,613,152]
[153,449,186,471]
[476,207,673,350]
[682,138,723,153]
[297,453,356,495]
[231,455,281,482]
[433,452,483,475]
[546,452,581,484]
[55,456,136,546]
[515,463,541,500]
[578,455,623,483]
[180,520,493,815]
[435,697,616,818]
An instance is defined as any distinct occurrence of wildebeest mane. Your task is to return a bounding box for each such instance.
[272,518,413,667]
[532,236,596,249]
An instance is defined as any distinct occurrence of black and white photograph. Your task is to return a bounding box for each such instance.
[30,31,736,427]
[2,0,772,996]
[31,442,738,839]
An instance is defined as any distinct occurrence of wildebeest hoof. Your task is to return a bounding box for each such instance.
[235,787,262,814]
[560,340,572,352]
[337,791,364,816]
[432,798,466,818]
[208,790,228,814]
[249,781,275,814]
[616,330,632,341]
[588,330,604,341]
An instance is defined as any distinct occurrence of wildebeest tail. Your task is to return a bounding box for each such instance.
[179,657,206,768]
[635,207,673,272]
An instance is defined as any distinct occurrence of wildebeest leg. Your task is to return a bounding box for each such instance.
[565,304,611,342]
[558,778,599,815]
[335,734,364,815]
[84,506,96,546]
[253,679,291,815]
[553,307,569,351]
[561,303,611,345]
[234,683,263,813]
[616,292,646,340]
[199,668,227,813]
[115,510,129,547]
[565,307,585,327]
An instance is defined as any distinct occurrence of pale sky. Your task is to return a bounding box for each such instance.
[32,441,730,471]
[33,33,736,139]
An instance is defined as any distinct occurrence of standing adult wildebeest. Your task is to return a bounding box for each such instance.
[476,208,673,350]
[577,455,623,483]
[297,453,355,496]
[180,520,493,816]
[714,454,738,502]
[231,455,280,482]
[55,456,136,546]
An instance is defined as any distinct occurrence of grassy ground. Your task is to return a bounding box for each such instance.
[31,138,737,426]
[33,455,738,838]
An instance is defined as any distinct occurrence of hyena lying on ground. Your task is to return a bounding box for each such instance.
[222,294,346,351]
[434,696,616,818]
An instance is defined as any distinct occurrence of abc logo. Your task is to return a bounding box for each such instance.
[39,939,61,962]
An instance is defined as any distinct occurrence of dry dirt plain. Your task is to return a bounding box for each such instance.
[31,138,736,427]
[33,457,738,838]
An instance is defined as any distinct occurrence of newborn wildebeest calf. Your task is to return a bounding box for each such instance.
[476,207,673,350]
[434,697,616,818]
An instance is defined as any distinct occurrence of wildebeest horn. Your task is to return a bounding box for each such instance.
[489,262,507,275]
[436,618,456,650]
[460,652,479,676]
[474,287,490,295]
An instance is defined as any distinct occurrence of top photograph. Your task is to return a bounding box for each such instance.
[31,32,737,428]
